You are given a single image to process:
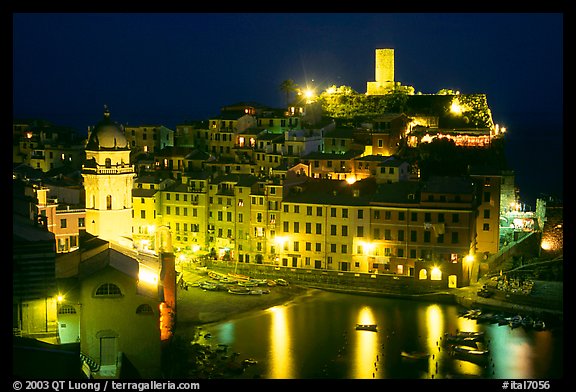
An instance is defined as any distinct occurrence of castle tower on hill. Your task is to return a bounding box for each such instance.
[366,48,395,95]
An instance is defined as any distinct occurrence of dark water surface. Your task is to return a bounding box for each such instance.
[199,290,563,379]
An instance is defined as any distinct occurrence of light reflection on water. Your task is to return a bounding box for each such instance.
[205,291,562,379]
[352,306,379,379]
[425,304,443,378]
[268,305,294,378]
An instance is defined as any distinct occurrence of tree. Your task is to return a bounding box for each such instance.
[280,79,299,106]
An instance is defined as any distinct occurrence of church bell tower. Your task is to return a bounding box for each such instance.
[82,106,135,243]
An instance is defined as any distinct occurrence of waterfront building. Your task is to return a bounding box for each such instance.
[132,174,175,253]
[278,175,478,286]
[469,167,504,255]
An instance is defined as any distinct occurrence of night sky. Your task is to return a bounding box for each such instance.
[12,13,564,206]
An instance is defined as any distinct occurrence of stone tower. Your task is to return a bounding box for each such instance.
[366,48,395,95]
[82,107,135,243]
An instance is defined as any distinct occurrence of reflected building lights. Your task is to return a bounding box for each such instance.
[268,305,294,378]
[425,304,443,376]
[454,313,484,376]
[352,306,379,378]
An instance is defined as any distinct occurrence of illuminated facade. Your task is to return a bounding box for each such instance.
[82,108,135,242]
[33,186,85,253]
[56,242,164,378]
[277,177,477,286]
[366,48,395,95]
[369,113,411,156]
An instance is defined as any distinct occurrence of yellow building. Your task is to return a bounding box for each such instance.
[56,239,165,378]
[470,171,502,255]
[366,48,395,95]
[132,175,175,253]
[82,109,135,243]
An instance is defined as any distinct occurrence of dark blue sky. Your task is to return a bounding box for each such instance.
[12,13,564,205]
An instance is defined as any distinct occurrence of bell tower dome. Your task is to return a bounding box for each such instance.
[82,106,135,243]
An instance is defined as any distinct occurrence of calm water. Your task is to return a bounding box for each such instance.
[199,291,563,379]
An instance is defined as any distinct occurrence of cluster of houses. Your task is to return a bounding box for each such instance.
[13,48,553,379]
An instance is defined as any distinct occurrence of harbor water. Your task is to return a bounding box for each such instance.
[197,290,563,379]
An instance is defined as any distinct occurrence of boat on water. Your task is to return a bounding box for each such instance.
[199,282,218,291]
[451,345,489,356]
[449,345,490,364]
[401,351,430,360]
[275,278,289,286]
[443,331,485,346]
[237,280,259,287]
[228,287,251,295]
[355,324,378,332]
[228,272,251,281]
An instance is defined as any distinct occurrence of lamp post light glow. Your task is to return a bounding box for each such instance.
[430,266,442,281]
[139,265,159,286]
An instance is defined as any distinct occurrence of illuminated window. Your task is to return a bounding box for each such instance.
[430,267,442,281]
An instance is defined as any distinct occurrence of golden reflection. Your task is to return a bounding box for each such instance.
[268,305,294,378]
[454,314,483,376]
[456,317,479,333]
[352,306,380,379]
[426,304,443,377]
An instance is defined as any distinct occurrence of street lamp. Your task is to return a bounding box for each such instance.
[464,253,475,283]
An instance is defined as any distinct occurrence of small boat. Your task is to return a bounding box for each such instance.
[355,324,378,332]
[266,279,277,287]
[275,278,289,286]
[532,319,546,331]
[228,287,251,295]
[451,345,489,356]
[444,331,485,344]
[228,272,251,281]
[199,282,218,291]
[401,351,430,360]
[237,280,259,287]
[208,271,224,280]
[243,358,258,366]
[508,315,523,329]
